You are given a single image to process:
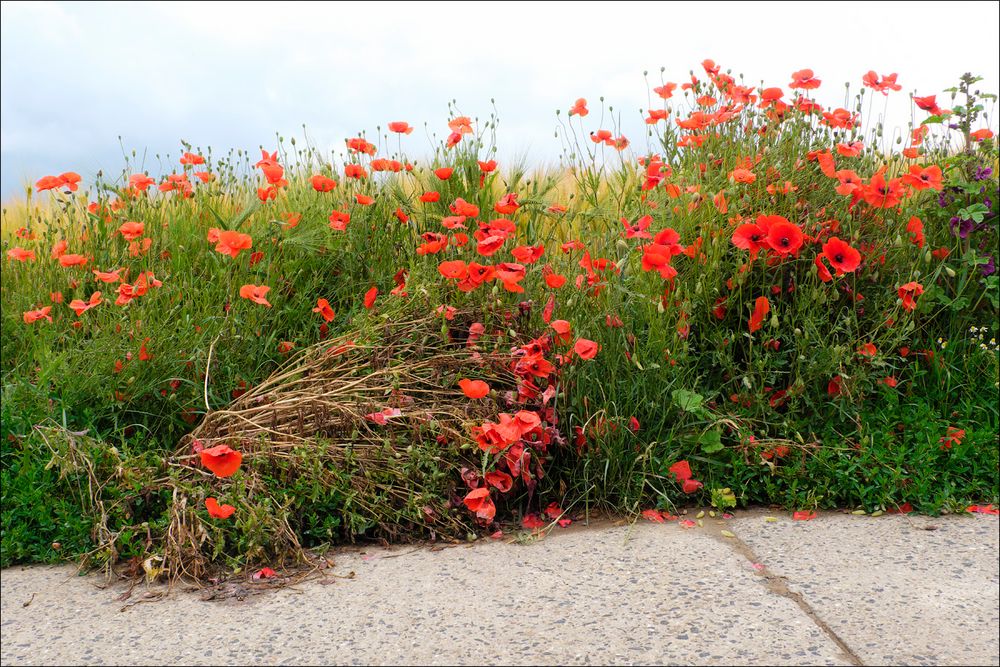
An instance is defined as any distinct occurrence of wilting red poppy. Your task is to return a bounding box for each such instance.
[463,488,496,522]
[23,306,53,324]
[906,217,925,248]
[485,470,513,493]
[669,460,693,483]
[858,342,877,357]
[551,320,572,344]
[312,298,335,322]
[364,286,378,309]
[69,291,103,316]
[574,338,599,360]
[459,379,490,399]
[748,296,770,333]
[792,510,816,521]
[821,237,861,274]
[238,284,270,307]
[200,445,243,478]
[205,497,236,519]
[898,282,924,312]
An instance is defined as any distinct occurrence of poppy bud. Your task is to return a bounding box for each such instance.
[657,300,665,314]
[794,328,802,337]
[924,250,932,263]
[770,312,779,328]
[945,266,956,278]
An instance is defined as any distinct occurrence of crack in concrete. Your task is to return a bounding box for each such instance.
[700,517,866,666]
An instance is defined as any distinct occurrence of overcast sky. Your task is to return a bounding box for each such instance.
[2,1,998,198]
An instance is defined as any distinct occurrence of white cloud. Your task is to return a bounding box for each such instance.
[2,0,998,196]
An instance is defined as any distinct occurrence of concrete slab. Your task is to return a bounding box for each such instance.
[1,520,849,666]
[729,512,1000,666]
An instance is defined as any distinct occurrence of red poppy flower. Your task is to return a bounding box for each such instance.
[463,488,496,522]
[748,296,770,333]
[901,164,942,191]
[569,98,588,116]
[69,291,103,316]
[682,479,704,494]
[7,247,36,262]
[789,68,821,90]
[23,306,53,324]
[434,167,454,180]
[388,121,414,134]
[821,237,861,274]
[731,223,767,256]
[118,221,145,241]
[211,230,253,258]
[239,284,272,307]
[858,342,877,357]
[459,379,490,399]
[669,460,693,483]
[897,282,924,312]
[765,219,804,256]
[485,470,513,493]
[58,254,88,268]
[344,164,367,179]
[312,298,336,322]
[199,445,243,478]
[438,260,469,280]
[310,174,338,192]
[906,217,925,248]
[205,497,236,519]
[364,286,378,309]
[551,320,572,344]
[574,338,599,360]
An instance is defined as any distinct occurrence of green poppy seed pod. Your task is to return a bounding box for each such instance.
[945,266,956,278]
[924,250,932,263]
[794,327,802,337]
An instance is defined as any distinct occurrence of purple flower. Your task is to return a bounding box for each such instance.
[982,254,996,277]
[974,165,994,181]
[950,216,975,238]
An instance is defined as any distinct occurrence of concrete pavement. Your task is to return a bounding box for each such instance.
[1,510,997,665]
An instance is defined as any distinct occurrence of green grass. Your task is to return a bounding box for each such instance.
[1,65,997,571]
